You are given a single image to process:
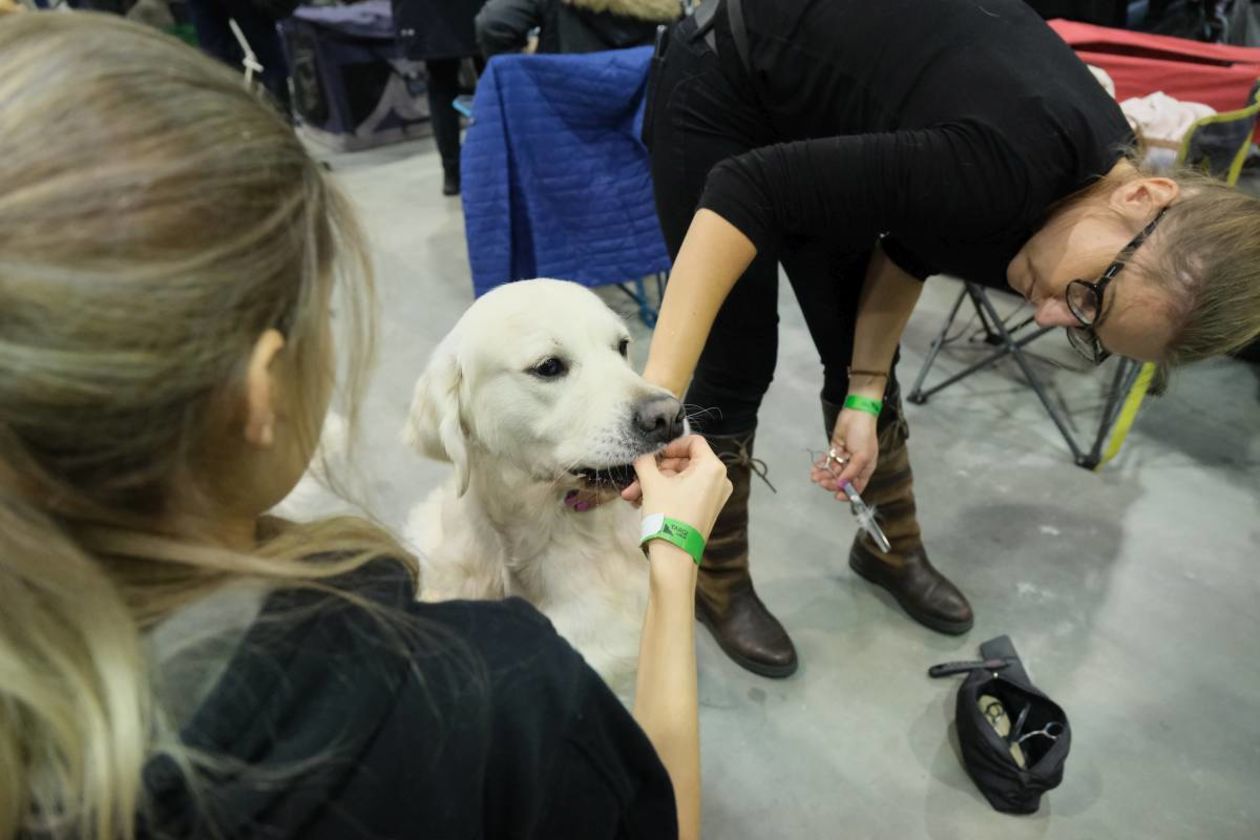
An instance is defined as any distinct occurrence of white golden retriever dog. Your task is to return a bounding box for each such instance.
[403,279,685,689]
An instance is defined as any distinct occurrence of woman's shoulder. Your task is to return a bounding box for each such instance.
[275,567,671,837]
[270,557,588,712]
[413,595,566,657]
[266,558,600,728]
[305,556,575,674]
[149,560,647,838]
[405,595,600,734]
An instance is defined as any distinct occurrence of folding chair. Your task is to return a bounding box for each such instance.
[906,282,1145,469]
[907,81,1260,470]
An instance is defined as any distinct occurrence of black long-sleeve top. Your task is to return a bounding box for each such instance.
[140,561,675,838]
[700,0,1134,285]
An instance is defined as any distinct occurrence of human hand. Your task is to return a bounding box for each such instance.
[630,435,732,541]
[620,454,682,507]
[810,408,878,496]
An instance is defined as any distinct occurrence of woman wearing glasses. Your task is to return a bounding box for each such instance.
[638,0,1260,676]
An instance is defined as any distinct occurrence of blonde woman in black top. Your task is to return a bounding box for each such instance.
[0,13,729,839]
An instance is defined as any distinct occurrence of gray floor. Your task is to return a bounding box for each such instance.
[311,136,1260,839]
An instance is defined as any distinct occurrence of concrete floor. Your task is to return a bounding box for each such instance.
[307,135,1260,839]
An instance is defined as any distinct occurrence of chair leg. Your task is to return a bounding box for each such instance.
[1081,359,1131,468]
[964,285,1088,463]
[908,286,969,404]
[1095,362,1157,470]
[970,284,1005,346]
[910,286,1056,405]
[615,278,660,328]
[909,283,1156,468]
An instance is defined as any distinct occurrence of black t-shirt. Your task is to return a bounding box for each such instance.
[141,561,675,839]
[700,0,1135,286]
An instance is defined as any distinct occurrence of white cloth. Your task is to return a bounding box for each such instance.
[1120,91,1217,171]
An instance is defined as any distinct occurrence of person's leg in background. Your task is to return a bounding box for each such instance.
[185,0,291,115]
[185,0,236,67]
[425,57,463,195]
[647,20,797,677]
[781,242,974,635]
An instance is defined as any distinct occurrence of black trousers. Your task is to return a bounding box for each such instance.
[644,16,900,437]
[425,58,463,174]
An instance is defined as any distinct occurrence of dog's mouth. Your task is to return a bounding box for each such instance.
[571,463,637,490]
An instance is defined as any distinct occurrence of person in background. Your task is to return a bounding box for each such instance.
[0,13,728,839]
[392,0,484,196]
[476,0,681,57]
[184,0,293,112]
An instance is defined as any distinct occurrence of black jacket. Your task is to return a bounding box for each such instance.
[392,0,483,60]
[477,0,680,57]
[140,561,676,838]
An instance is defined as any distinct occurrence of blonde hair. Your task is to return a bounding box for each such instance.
[1149,174,1260,367]
[0,12,411,838]
[1054,160,1260,392]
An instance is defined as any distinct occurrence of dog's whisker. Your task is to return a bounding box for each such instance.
[682,404,722,426]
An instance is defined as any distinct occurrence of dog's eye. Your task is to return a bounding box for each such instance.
[531,357,568,379]
[617,338,630,358]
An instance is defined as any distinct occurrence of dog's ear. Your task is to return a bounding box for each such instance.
[403,336,471,496]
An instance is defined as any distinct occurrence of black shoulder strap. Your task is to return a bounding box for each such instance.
[692,0,750,72]
[692,0,717,33]
[726,0,751,73]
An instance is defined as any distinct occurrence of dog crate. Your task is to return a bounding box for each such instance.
[279,0,430,151]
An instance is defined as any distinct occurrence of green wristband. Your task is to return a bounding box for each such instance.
[844,394,883,416]
[640,514,705,566]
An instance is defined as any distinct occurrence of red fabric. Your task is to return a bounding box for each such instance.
[1049,19,1260,113]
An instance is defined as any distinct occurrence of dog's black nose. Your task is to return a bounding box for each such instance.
[633,396,685,445]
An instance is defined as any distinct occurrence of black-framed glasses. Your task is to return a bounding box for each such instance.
[1064,205,1170,364]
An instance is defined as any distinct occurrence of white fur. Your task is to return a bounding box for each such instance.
[403,279,682,692]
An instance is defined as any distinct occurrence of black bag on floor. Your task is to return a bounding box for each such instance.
[929,635,1071,814]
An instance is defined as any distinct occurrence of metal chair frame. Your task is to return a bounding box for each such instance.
[907,282,1143,469]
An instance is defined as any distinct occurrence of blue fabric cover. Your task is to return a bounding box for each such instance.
[461,47,671,296]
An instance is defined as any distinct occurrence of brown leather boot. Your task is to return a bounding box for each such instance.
[823,388,974,635]
[696,431,799,678]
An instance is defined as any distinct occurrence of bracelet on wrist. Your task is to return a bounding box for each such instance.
[640,513,705,566]
[843,394,883,417]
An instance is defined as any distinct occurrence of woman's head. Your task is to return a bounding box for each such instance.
[0,11,371,533]
[1007,162,1260,376]
[0,12,393,838]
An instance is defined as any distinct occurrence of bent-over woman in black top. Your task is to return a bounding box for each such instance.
[641,0,1260,676]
